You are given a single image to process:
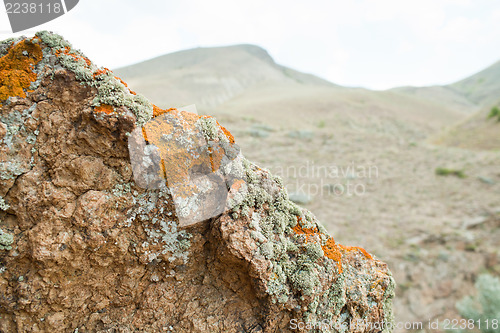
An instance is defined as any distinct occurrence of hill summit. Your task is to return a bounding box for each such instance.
[114,44,335,110]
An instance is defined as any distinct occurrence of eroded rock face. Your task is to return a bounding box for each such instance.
[0,32,395,332]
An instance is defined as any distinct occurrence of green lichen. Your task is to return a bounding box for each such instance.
[0,101,39,175]
[259,241,274,259]
[0,228,13,251]
[26,131,38,144]
[29,47,54,90]
[0,102,38,175]
[199,117,217,140]
[285,238,299,252]
[1,106,35,147]
[142,218,192,263]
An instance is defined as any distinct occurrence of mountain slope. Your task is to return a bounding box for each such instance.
[433,100,500,150]
[115,44,467,140]
[391,59,500,114]
[389,59,500,150]
[390,85,478,114]
[114,44,336,110]
[450,60,500,107]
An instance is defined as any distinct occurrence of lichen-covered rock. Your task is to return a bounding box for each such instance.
[0,32,395,332]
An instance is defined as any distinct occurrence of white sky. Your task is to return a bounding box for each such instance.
[1,0,500,90]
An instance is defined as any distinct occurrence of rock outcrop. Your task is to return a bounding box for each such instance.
[0,32,394,332]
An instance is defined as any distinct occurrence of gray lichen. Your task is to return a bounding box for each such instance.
[1,31,393,329]
[33,31,153,127]
[230,157,395,328]
[0,228,14,251]
[0,37,17,58]
[111,182,133,197]
[58,53,94,81]
[0,102,39,179]
[232,159,324,301]
[36,30,71,49]
[0,196,9,211]
[1,104,37,149]
[0,161,27,180]
[306,241,324,261]
[198,117,222,142]
[381,272,396,328]
[144,218,191,264]
[124,188,192,264]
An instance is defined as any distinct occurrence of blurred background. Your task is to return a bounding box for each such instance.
[2,0,500,330]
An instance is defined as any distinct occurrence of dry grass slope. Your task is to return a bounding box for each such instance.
[433,101,500,151]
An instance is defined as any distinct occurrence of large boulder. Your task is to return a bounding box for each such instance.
[0,32,394,332]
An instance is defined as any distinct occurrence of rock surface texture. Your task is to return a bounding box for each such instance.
[0,32,395,332]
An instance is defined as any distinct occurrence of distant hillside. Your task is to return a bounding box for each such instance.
[433,100,500,151]
[450,60,500,107]
[114,44,335,110]
[115,44,469,141]
[390,85,477,114]
[392,59,500,114]
[210,79,466,139]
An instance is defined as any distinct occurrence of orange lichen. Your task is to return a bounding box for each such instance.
[200,115,235,144]
[94,104,114,115]
[292,217,372,274]
[0,39,43,100]
[230,179,245,192]
[55,46,92,66]
[292,220,320,242]
[53,47,138,98]
[370,278,384,291]
[142,127,149,142]
[339,244,373,260]
[93,67,111,78]
[217,121,235,144]
[53,46,67,57]
[114,75,136,95]
[142,110,209,192]
[322,238,344,273]
[152,105,176,117]
[138,108,238,197]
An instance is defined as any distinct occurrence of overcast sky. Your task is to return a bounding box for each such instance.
[1,0,500,90]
